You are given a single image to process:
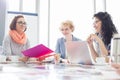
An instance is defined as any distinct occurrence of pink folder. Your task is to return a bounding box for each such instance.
[22,44,54,58]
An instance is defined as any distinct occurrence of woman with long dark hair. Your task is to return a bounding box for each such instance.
[87,12,118,62]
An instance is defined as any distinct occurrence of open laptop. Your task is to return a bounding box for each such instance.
[65,41,95,65]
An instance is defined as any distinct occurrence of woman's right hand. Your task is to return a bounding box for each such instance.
[54,53,61,64]
[87,34,93,47]
[19,56,29,62]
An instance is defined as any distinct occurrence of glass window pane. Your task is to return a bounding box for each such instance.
[49,0,94,50]
[96,0,105,12]
[106,0,120,33]
[22,0,36,13]
[8,0,20,11]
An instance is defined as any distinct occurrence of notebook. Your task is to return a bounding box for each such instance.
[22,44,54,58]
[65,41,95,65]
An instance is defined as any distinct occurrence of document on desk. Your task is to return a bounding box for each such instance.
[22,44,54,58]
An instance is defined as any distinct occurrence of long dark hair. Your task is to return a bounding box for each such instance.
[94,12,118,46]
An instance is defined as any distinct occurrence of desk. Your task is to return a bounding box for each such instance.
[0,63,120,80]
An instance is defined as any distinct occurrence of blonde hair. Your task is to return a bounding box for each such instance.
[60,20,74,32]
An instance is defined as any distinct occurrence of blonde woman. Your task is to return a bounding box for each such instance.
[55,20,81,63]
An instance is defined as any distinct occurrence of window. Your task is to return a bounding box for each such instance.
[106,0,120,33]
[95,0,106,13]
[49,0,94,50]
[8,0,20,11]
[22,0,36,13]
[8,0,36,13]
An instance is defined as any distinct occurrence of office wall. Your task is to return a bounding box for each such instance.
[6,11,39,47]
[0,0,7,45]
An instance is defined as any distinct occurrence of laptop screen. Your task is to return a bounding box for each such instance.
[65,41,94,65]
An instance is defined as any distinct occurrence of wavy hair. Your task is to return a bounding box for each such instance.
[94,12,118,45]
[60,20,75,32]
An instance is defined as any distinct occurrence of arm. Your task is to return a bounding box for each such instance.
[19,38,30,62]
[26,39,30,49]
[88,34,109,62]
[55,39,61,56]
[2,35,12,56]
[98,39,108,56]
[87,35,98,61]
[55,39,69,63]
[91,34,108,56]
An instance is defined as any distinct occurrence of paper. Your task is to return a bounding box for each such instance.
[22,44,54,58]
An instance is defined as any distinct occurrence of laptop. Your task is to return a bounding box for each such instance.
[65,41,95,65]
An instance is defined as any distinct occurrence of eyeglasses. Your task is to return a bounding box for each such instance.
[17,21,27,26]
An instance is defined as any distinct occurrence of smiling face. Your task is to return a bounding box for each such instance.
[60,20,74,37]
[93,17,102,33]
[16,17,27,34]
[60,25,72,36]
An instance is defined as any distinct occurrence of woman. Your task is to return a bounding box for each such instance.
[55,20,81,63]
[2,15,30,61]
[87,12,118,62]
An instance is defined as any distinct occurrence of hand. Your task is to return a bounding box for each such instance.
[6,57,11,61]
[19,56,29,62]
[87,34,102,46]
[90,34,102,43]
[87,34,93,47]
[111,63,120,75]
[54,54,61,64]
[61,59,70,64]
[111,63,120,69]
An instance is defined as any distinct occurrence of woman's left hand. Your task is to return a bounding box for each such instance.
[111,63,120,75]
[90,34,103,44]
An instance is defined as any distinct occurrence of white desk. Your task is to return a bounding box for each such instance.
[0,63,120,80]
